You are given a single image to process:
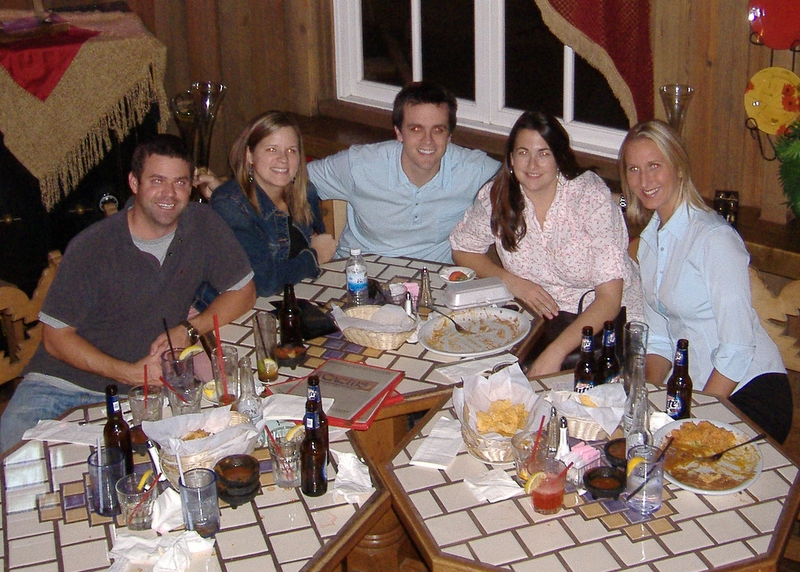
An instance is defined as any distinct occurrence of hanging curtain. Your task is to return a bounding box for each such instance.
[534,0,654,125]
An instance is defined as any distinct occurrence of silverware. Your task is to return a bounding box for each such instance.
[429,307,472,334]
[700,432,766,462]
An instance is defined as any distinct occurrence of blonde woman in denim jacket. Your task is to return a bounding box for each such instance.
[209,111,337,297]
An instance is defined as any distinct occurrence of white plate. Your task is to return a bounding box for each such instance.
[419,307,531,358]
[439,266,476,284]
[653,418,763,495]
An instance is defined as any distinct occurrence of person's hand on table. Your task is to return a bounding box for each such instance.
[507,275,559,319]
[311,233,337,264]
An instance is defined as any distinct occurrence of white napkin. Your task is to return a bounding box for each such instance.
[545,384,626,436]
[331,449,374,503]
[650,411,673,435]
[435,353,518,384]
[108,530,214,572]
[261,393,335,422]
[151,487,184,534]
[464,469,525,503]
[22,419,102,446]
[331,304,417,332]
[409,416,464,470]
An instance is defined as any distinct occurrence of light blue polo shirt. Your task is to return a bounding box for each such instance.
[308,140,500,263]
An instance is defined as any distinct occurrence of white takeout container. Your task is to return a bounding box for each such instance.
[442,276,513,310]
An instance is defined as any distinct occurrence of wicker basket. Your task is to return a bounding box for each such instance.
[551,391,608,441]
[160,411,250,488]
[460,403,515,464]
[342,305,416,350]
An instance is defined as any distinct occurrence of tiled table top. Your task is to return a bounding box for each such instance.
[217,255,537,404]
[1,398,390,572]
[383,373,800,572]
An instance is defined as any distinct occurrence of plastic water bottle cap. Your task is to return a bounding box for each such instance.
[350,248,361,256]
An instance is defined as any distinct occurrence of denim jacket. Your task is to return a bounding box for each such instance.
[210,178,326,297]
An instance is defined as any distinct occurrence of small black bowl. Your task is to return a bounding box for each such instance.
[215,454,260,497]
[583,466,626,500]
[604,438,627,469]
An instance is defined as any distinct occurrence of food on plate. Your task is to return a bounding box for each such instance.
[476,399,529,437]
[183,429,210,441]
[663,420,759,490]
[449,270,469,282]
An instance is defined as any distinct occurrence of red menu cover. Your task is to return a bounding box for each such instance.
[265,359,404,430]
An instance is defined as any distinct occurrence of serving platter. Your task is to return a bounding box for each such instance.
[419,307,530,358]
[653,418,763,495]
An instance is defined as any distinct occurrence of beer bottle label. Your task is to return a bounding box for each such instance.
[581,337,592,353]
[603,329,616,347]
[665,394,683,419]
[574,380,593,393]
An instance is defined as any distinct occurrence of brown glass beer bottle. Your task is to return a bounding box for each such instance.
[279,283,304,347]
[665,339,692,420]
[300,400,328,497]
[574,326,596,393]
[104,384,134,474]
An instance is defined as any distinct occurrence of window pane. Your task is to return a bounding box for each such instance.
[421,0,475,101]
[574,55,629,129]
[505,0,564,117]
[362,1,412,87]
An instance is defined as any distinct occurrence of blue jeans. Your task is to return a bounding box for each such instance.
[0,374,104,453]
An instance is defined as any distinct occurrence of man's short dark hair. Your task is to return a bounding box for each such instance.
[130,134,194,180]
[392,81,458,133]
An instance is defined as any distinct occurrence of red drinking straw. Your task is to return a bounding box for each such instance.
[558,461,574,480]
[212,314,230,400]
[159,376,189,403]
[143,364,149,407]
[530,415,546,462]
[264,424,294,477]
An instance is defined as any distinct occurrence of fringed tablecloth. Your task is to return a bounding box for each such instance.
[0,10,168,210]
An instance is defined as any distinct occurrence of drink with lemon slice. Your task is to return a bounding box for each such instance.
[528,458,567,514]
[625,444,664,515]
[253,312,279,382]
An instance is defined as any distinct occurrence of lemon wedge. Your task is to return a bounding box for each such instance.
[257,357,279,378]
[179,344,204,361]
[524,471,546,494]
[627,456,645,477]
[137,469,153,491]
[518,466,530,481]
[285,423,305,443]
[203,381,217,400]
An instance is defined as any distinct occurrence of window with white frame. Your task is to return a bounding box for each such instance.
[334,0,630,159]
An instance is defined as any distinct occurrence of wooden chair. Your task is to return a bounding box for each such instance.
[0,251,61,385]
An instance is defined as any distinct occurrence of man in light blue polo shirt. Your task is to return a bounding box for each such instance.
[308,81,500,263]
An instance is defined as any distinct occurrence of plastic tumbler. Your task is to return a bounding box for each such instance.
[529,457,567,515]
[87,448,125,516]
[625,444,664,515]
[179,468,220,537]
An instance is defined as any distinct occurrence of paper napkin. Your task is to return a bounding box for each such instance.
[22,419,102,446]
[331,449,374,503]
[151,487,184,534]
[464,469,526,503]
[261,393,335,422]
[108,530,215,572]
[409,416,464,470]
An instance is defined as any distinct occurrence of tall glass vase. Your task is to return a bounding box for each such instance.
[659,84,694,137]
[169,90,197,158]
[190,81,226,169]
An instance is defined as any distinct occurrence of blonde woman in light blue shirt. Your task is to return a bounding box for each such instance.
[619,120,791,443]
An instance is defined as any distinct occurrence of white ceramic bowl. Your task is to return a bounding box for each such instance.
[439,266,476,284]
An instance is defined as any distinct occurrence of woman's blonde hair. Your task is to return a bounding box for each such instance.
[618,119,709,226]
[229,111,312,226]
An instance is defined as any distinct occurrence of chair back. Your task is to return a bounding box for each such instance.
[0,251,61,384]
[749,267,800,373]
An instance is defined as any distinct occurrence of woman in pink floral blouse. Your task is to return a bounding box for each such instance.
[450,111,642,376]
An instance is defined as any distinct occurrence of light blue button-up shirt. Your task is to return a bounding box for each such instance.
[308,140,500,263]
[638,204,785,392]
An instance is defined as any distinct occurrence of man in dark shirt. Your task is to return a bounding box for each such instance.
[0,135,256,451]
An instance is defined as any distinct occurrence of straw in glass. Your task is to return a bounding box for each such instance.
[159,376,189,403]
[143,364,149,408]
[264,424,294,478]
[529,415,546,462]
[162,318,176,358]
[127,472,161,525]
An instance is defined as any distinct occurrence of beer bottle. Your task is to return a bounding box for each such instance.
[665,339,693,420]
[279,283,304,347]
[596,321,621,385]
[574,326,596,393]
[307,375,328,451]
[104,384,134,474]
[300,400,328,497]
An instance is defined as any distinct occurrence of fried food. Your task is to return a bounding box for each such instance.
[183,429,210,441]
[664,421,758,491]
[476,399,528,437]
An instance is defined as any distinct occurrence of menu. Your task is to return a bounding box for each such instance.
[265,359,404,430]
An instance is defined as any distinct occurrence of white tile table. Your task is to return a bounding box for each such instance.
[381,372,800,572]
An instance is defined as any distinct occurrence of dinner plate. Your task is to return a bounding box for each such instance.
[419,307,531,358]
[439,266,476,284]
[653,418,763,495]
[743,67,800,135]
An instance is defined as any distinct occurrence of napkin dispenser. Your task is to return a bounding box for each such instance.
[443,277,513,310]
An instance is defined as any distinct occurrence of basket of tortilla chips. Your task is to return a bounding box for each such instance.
[453,364,539,464]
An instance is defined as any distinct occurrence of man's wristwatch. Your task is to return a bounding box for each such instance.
[180,320,200,345]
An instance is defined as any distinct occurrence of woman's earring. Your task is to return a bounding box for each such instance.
[247,164,254,183]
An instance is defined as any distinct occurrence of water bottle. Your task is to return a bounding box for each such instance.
[345,248,368,306]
